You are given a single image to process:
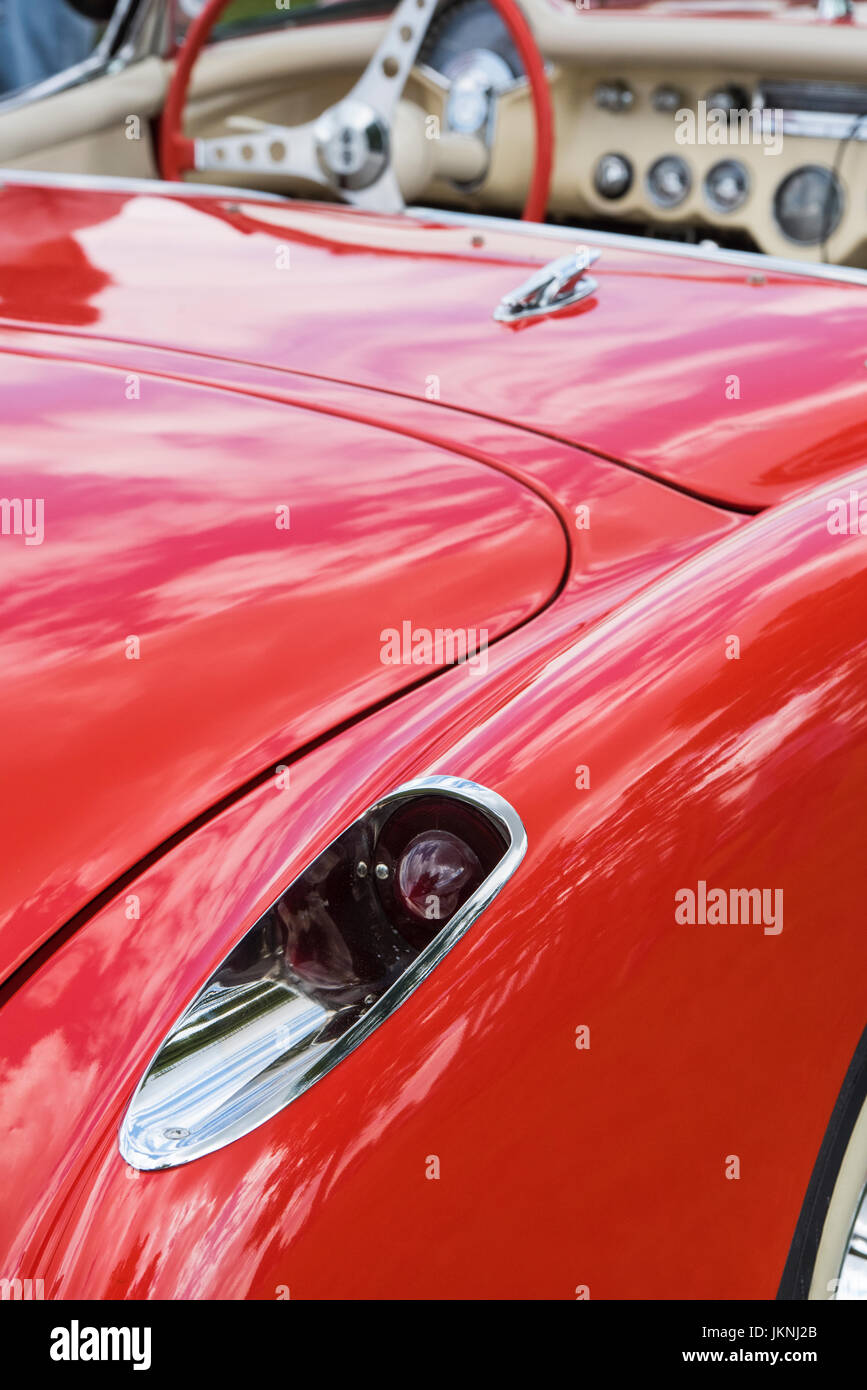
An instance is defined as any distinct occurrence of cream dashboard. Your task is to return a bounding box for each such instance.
[415,0,867,265]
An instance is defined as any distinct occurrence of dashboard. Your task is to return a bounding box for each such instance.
[415,0,867,265]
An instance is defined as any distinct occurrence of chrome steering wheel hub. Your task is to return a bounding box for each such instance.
[315,101,390,191]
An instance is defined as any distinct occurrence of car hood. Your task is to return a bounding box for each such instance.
[0,178,864,512]
[0,350,566,984]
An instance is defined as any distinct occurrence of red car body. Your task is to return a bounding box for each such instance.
[0,176,865,1297]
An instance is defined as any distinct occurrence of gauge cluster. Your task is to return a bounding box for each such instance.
[593,151,752,216]
[412,1,864,263]
[558,67,863,260]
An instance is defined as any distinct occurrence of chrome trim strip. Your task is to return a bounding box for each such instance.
[0,166,287,204]
[119,774,526,1170]
[780,110,867,142]
[407,205,867,287]
[0,0,149,114]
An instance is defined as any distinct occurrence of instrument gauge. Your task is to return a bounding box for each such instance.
[594,153,633,199]
[704,160,750,213]
[647,155,691,208]
[774,165,844,244]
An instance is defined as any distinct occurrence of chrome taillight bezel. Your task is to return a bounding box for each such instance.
[119,774,526,1170]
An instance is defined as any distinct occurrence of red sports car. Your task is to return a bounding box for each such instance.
[0,0,865,1311]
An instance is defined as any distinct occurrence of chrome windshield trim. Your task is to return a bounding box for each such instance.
[407,205,867,288]
[0,0,149,115]
[120,774,526,1170]
[0,166,288,204]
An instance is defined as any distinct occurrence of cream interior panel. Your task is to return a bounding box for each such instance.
[0,21,389,181]
[5,126,156,179]
[0,57,166,174]
[185,19,385,105]
[429,59,867,265]
[544,65,867,265]
[534,8,867,80]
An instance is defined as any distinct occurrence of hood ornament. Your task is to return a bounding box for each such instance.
[494,247,600,323]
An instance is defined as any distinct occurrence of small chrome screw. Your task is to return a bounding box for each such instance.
[357,861,369,878]
[375,863,389,880]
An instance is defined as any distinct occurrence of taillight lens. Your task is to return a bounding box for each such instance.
[120,775,525,1169]
[396,830,482,922]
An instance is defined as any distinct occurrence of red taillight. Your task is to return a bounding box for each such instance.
[396,830,483,922]
[120,776,525,1169]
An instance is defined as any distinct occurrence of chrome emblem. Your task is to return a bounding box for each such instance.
[494,247,600,323]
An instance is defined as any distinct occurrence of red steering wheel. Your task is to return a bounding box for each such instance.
[159,0,554,222]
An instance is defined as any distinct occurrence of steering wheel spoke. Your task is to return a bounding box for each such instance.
[159,0,552,221]
[348,0,441,128]
[194,119,327,190]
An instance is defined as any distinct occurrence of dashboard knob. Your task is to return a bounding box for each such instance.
[652,84,684,114]
[594,80,634,114]
[703,84,750,115]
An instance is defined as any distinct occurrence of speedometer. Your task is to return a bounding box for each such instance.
[419,0,522,82]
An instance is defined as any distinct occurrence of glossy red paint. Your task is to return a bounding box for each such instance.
[0,464,864,1298]
[0,353,573,982]
[0,172,864,1301]
[0,346,742,985]
[0,179,757,981]
[0,180,864,510]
